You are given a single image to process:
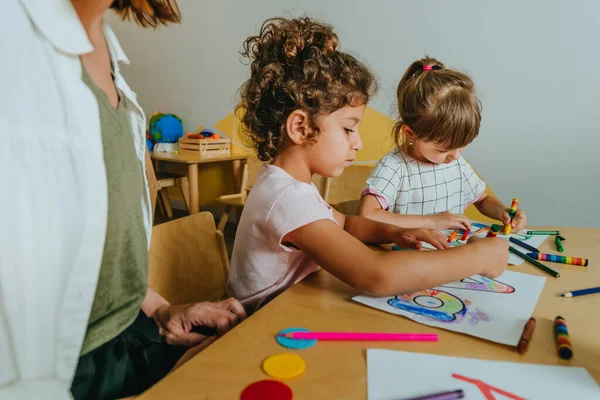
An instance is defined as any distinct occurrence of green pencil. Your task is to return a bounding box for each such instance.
[509,246,560,278]
[526,230,560,235]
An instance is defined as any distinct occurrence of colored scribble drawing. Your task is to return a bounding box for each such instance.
[440,276,515,294]
[467,308,492,325]
[387,289,467,322]
[452,373,525,400]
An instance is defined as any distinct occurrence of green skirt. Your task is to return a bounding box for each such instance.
[71,311,187,400]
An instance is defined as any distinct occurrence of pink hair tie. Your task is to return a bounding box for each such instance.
[423,65,433,71]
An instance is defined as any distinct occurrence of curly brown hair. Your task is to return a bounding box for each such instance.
[111,0,181,28]
[238,17,377,162]
[393,56,481,155]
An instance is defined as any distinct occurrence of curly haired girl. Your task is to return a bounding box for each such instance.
[226,18,508,315]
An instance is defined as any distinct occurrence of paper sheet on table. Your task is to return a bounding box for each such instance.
[367,349,600,400]
[353,270,545,346]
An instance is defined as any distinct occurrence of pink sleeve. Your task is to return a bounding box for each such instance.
[361,188,390,211]
[265,183,337,252]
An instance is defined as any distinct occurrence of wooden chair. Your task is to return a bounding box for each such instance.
[145,150,191,220]
[215,157,262,232]
[148,212,229,304]
[323,164,374,215]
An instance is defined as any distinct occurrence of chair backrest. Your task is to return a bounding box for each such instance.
[323,164,374,206]
[148,212,229,304]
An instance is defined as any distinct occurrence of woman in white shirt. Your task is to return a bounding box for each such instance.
[0,1,245,399]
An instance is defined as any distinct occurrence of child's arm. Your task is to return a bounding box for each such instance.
[332,208,449,249]
[283,220,509,296]
[359,194,472,230]
[473,193,527,232]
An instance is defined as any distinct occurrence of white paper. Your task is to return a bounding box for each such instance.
[367,349,600,400]
[420,221,548,265]
[353,270,545,346]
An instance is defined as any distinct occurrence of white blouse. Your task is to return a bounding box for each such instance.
[0,0,152,397]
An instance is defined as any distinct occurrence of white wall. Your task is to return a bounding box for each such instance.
[107,0,600,227]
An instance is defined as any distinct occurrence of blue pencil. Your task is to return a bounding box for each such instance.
[509,237,539,253]
[561,286,600,298]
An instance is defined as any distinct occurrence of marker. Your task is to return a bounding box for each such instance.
[509,246,560,278]
[278,332,439,341]
[525,252,588,266]
[554,316,573,360]
[509,237,539,253]
[555,236,566,252]
[561,286,600,298]
[517,317,536,354]
[486,224,500,238]
[527,230,560,235]
[403,389,464,400]
[447,230,459,242]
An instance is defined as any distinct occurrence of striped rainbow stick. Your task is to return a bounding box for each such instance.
[525,252,588,266]
[554,316,573,360]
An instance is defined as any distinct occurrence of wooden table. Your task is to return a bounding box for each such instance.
[140,227,600,399]
[151,150,249,214]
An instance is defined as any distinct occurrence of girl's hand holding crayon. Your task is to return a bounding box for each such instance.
[429,211,472,231]
[501,208,527,232]
[390,228,451,250]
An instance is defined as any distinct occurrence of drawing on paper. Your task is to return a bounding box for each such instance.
[467,308,492,325]
[440,276,515,294]
[387,276,514,323]
[388,289,467,322]
[452,373,526,400]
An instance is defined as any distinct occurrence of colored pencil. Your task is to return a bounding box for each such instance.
[525,252,588,266]
[509,237,539,253]
[278,332,439,341]
[471,226,489,236]
[561,286,600,298]
[526,230,560,235]
[509,246,560,278]
[403,389,464,400]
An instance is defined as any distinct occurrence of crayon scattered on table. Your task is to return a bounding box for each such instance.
[508,246,560,278]
[486,224,500,238]
[555,235,565,252]
[508,237,539,253]
[561,286,600,298]
[517,317,536,354]
[554,316,573,360]
[525,253,588,266]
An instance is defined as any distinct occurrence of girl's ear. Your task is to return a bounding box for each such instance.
[402,125,417,143]
[285,110,312,145]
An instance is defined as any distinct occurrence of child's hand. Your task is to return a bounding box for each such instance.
[391,228,450,250]
[465,236,508,278]
[501,209,527,232]
[430,212,472,230]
